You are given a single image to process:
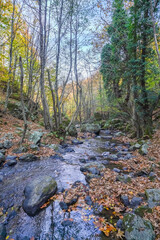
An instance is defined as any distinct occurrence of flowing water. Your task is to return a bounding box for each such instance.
[0,130,130,240]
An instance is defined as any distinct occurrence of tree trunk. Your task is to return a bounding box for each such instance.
[38,0,53,130]
[5,0,16,111]
[19,56,27,144]
[47,69,58,129]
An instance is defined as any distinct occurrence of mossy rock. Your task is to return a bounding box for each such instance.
[23,176,57,216]
[123,213,155,240]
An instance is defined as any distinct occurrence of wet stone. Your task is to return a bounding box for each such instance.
[85,173,100,183]
[23,176,57,216]
[134,170,148,177]
[19,154,38,162]
[88,155,97,161]
[116,219,123,229]
[121,195,130,207]
[6,155,17,160]
[50,154,64,161]
[113,168,121,173]
[7,159,17,166]
[72,139,83,145]
[67,197,78,206]
[62,219,74,227]
[85,196,93,206]
[79,158,87,163]
[130,197,142,208]
[0,224,6,240]
[102,152,110,157]
[0,175,3,182]
[59,201,68,210]
[64,147,74,153]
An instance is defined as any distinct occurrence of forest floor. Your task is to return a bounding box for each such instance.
[0,109,160,239]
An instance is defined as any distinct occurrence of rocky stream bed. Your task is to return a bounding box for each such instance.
[0,130,158,240]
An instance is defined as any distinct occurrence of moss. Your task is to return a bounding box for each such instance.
[123,214,135,233]
[135,206,152,217]
[42,181,57,195]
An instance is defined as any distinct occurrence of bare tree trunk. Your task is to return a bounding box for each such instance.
[11,53,17,95]
[55,0,64,127]
[19,57,28,144]
[5,0,16,111]
[47,69,58,129]
[59,12,73,106]
[38,0,53,130]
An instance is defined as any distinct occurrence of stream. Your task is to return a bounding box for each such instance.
[0,130,131,240]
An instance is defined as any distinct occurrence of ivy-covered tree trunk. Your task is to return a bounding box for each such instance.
[139,2,153,136]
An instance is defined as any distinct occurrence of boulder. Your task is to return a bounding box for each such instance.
[140,143,149,155]
[7,101,29,120]
[3,140,13,149]
[145,189,160,208]
[123,213,155,240]
[19,154,38,162]
[29,131,43,145]
[81,123,101,135]
[23,176,57,216]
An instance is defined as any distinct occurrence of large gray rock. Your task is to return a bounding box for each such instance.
[3,140,13,149]
[29,131,43,145]
[81,123,101,135]
[123,213,155,240]
[23,176,57,216]
[140,143,149,155]
[146,189,160,208]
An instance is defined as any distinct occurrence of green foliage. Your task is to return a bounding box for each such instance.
[100,0,160,137]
